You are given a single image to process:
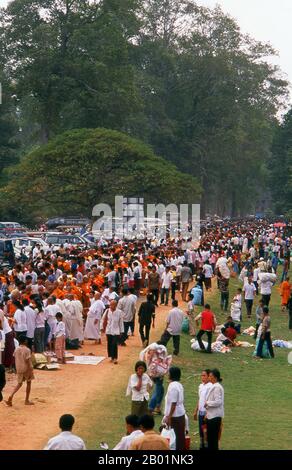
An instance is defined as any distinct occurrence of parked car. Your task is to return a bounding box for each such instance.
[11,237,50,258]
[0,239,15,268]
[44,233,95,249]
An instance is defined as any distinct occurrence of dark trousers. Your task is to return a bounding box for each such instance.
[160,288,170,305]
[15,331,27,342]
[199,413,207,449]
[220,292,229,311]
[289,310,292,330]
[107,334,119,359]
[245,299,253,317]
[129,314,135,334]
[34,327,45,353]
[139,322,151,345]
[26,337,34,351]
[120,321,132,345]
[160,330,180,355]
[206,417,222,450]
[261,294,271,306]
[150,289,159,306]
[171,282,176,300]
[197,330,212,353]
[256,331,274,358]
[171,415,186,450]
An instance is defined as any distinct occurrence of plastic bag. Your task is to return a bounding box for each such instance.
[161,427,176,450]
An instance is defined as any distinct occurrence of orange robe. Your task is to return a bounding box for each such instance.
[280,281,291,306]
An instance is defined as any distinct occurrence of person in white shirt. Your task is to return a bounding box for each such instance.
[164,366,185,450]
[22,299,36,351]
[118,289,136,345]
[160,300,184,355]
[205,369,224,450]
[160,266,173,306]
[13,301,27,341]
[193,369,212,450]
[202,261,213,291]
[243,276,256,319]
[126,361,152,417]
[55,313,66,363]
[113,414,144,450]
[44,414,86,450]
[44,297,59,349]
[84,292,105,344]
[100,300,124,364]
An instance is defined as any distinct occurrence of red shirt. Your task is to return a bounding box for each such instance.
[200,310,215,331]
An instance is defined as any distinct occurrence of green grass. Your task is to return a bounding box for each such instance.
[77,270,292,450]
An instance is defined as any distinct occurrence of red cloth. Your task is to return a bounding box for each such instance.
[201,310,215,331]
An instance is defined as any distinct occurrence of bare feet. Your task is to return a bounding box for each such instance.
[25,401,34,405]
[113,360,118,364]
[5,399,12,407]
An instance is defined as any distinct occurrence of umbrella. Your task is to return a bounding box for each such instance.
[273,222,286,228]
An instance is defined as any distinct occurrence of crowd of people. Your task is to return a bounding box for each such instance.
[0,218,291,449]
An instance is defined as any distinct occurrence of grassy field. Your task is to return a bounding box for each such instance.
[77,270,292,450]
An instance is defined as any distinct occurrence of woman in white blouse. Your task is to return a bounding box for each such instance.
[126,361,152,417]
[100,300,124,364]
[164,366,186,450]
[205,368,224,450]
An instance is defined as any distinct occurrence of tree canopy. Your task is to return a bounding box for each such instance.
[0,0,289,218]
[0,128,201,224]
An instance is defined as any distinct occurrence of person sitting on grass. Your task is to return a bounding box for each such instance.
[5,335,34,407]
[129,414,169,450]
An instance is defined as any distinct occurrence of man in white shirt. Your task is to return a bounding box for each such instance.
[160,300,184,355]
[160,266,173,306]
[117,288,136,345]
[113,415,144,450]
[243,276,256,319]
[44,414,86,450]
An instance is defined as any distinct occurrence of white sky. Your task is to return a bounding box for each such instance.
[1,0,291,85]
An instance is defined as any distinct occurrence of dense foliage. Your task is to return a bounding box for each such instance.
[0,0,289,220]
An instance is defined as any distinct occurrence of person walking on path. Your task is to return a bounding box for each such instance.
[181,261,193,302]
[243,276,256,320]
[138,294,155,347]
[5,335,34,407]
[100,300,124,364]
[160,300,184,356]
[195,304,217,354]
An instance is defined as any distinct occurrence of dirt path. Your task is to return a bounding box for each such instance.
[0,300,175,450]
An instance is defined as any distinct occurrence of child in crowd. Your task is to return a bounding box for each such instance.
[55,312,66,364]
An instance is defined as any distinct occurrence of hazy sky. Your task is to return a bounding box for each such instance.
[1,0,291,85]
